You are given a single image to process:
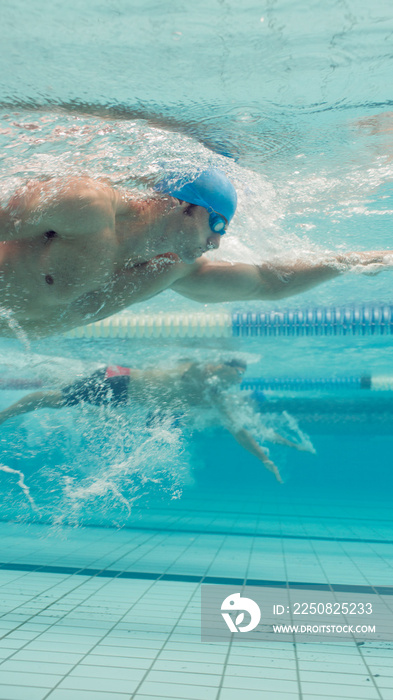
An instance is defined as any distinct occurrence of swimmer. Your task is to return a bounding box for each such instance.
[0,359,313,483]
[1,168,392,338]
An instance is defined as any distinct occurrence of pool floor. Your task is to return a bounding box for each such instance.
[0,501,392,700]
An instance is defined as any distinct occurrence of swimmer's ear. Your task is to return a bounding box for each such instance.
[183,203,197,215]
[176,200,197,214]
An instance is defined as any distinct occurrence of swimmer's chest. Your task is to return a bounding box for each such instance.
[3,233,116,307]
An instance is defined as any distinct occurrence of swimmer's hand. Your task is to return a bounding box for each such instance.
[261,458,283,484]
[224,423,284,482]
[338,252,393,276]
[294,443,317,454]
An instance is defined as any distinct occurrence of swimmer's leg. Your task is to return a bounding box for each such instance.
[0,390,64,426]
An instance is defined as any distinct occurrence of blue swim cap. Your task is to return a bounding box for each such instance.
[154,168,237,234]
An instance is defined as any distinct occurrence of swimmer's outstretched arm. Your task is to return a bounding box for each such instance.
[0,391,64,425]
[74,249,393,327]
[171,251,393,302]
[76,249,393,328]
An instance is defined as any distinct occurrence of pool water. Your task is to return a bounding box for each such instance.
[0,1,393,699]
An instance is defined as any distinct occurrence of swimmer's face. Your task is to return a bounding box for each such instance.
[172,202,222,263]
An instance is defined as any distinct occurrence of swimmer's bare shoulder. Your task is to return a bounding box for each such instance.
[1,176,120,241]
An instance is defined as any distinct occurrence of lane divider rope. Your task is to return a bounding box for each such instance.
[62,303,393,339]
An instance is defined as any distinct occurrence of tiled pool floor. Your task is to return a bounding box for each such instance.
[0,515,391,700]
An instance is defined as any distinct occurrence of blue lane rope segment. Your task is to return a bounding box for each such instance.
[231,304,393,337]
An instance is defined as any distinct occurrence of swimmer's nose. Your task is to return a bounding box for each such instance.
[206,233,221,251]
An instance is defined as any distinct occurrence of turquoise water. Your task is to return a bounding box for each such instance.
[0,0,393,528]
[0,2,393,699]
